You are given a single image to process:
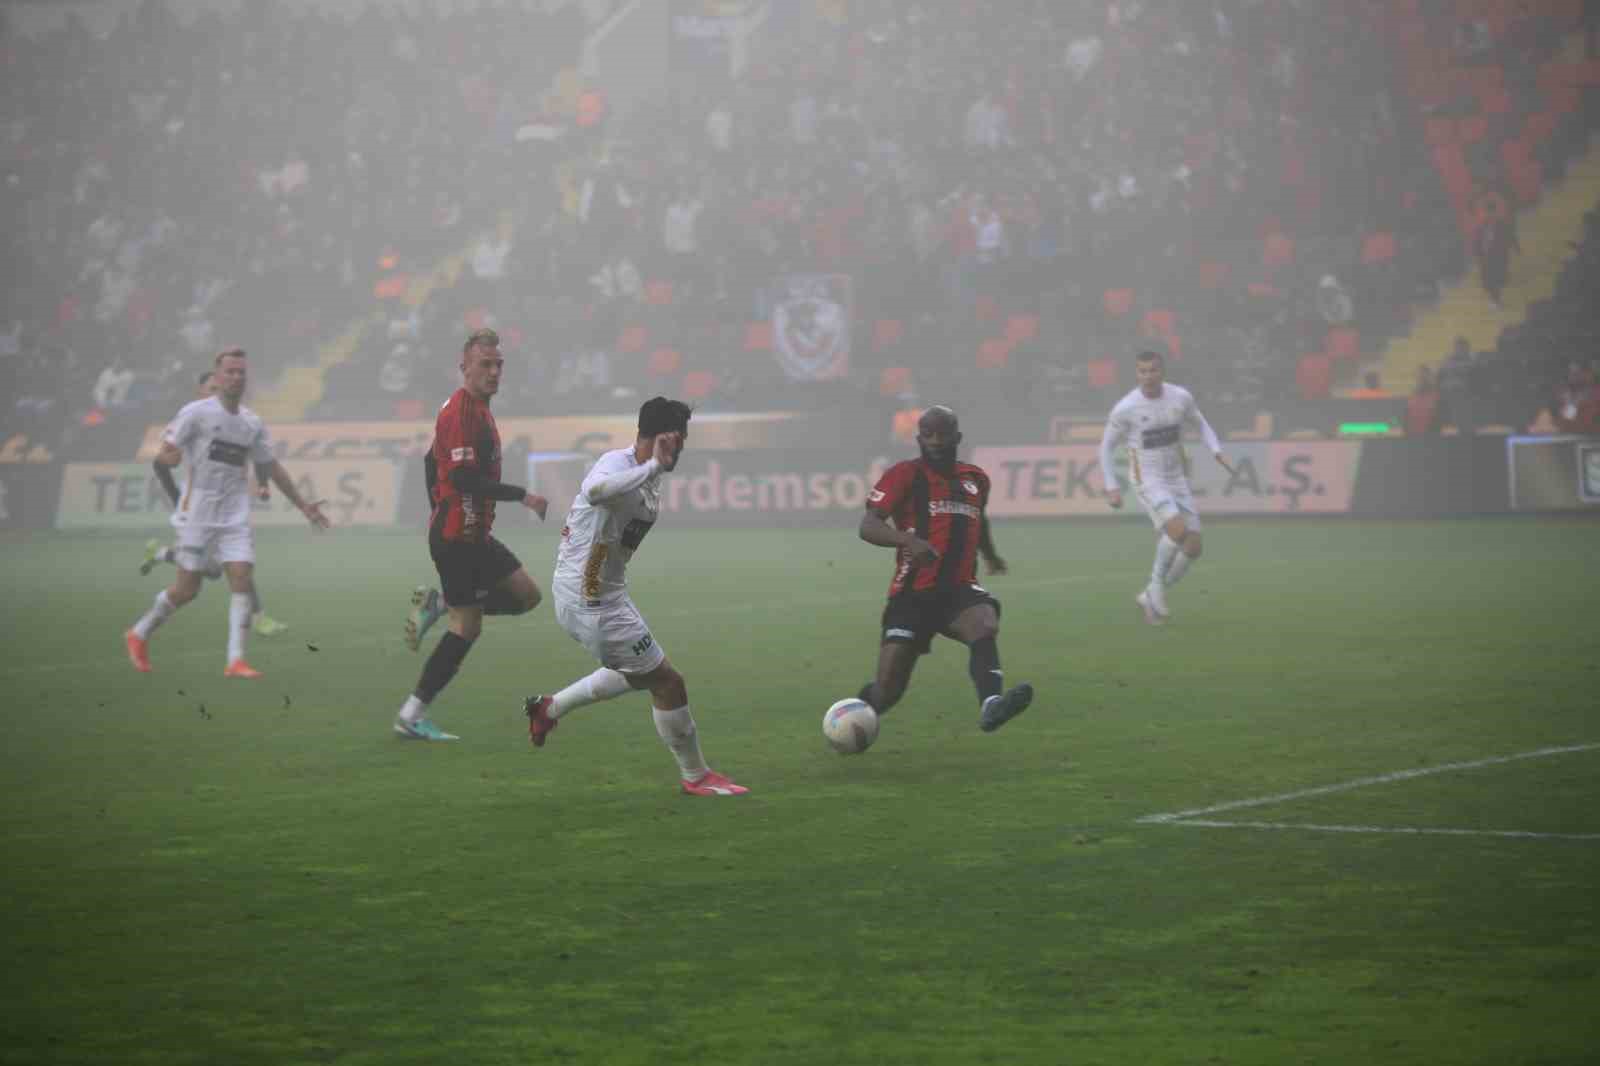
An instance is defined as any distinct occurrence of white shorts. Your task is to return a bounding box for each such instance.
[1134,481,1201,533]
[174,523,255,571]
[554,593,666,675]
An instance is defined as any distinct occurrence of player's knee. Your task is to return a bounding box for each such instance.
[652,671,687,708]
[450,615,483,642]
[168,583,197,606]
[1184,533,1203,558]
[522,583,542,612]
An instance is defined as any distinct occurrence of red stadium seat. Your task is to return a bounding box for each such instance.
[1361,231,1397,265]
[975,294,999,322]
[1103,288,1134,317]
[1086,359,1117,389]
[682,370,717,400]
[1297,353,1331,399]
[879,366,913,397]
[617,325,648,354]
[648,348,682,377]
[976,338,1012,370]
[1196,261,1230,289]
[742,321,773,352]
[1263,231,1295,270]
[1326,326,1361,363]
[871,318,905,351]
[1004,314,1039,345]
[644,280,674,306]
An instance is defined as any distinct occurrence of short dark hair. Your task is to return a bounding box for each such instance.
[638,396,692,438]
[214,348,246,365]
[197,370,213,387]
[1135,349,1164,365]
[463,328,499,354]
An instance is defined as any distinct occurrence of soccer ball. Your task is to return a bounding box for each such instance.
[823,698,879,755]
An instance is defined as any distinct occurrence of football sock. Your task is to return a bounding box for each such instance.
[397,694,428,725]
[652,704,708,781]
[133,589,178,640]
[160,547,177,564]
[968,636,1003,705]
[415,631,474,704]
[227,593,251,663]
[550,667,631,719]
[1153,534,1182,586]
[1165,549,1193,587]
[250,585,263,615]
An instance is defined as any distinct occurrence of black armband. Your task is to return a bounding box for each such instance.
[154,461,181,507]
[448,465,525,502]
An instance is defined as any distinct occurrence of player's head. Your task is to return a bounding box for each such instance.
[1135,350,1166,397]
[638,396,692,470]
[195,370,216,399]
[213,349,247,404]
[460,328,503,400]
[916,405,961,471]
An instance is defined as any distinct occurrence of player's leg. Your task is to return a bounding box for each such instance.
[395,540,484,740]
[483,566,541,616]
[524,598,633,747]
[858,593,927,715]
[126,563,206,672]
[1160,506,1202,595]
[139,540,171,576]
[629,656,748,796]
[221,560,262,677]
[1135,485,1182,622]
[947,594,1032,732]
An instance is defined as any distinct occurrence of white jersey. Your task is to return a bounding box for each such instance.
[1099,383,1222,490]
[163,395,273,528]
[554,447,663,606]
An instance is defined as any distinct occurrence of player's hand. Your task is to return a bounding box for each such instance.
[985,553,1008,576]
[1106,489,1123,510]
[524,492,548,520]
[301,499,331,531]
[903,535,940,566]
[256,483,270,502]
[1214,452,1235,476]
[653,432,682,472]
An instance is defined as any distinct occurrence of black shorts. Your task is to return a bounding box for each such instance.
[429,532,522,609]
[881,584,1001,655]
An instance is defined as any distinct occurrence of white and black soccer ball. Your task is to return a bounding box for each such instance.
[823,698,879,755]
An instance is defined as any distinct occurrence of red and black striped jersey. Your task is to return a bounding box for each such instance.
[867,458,991,596]
[427,387,502,542]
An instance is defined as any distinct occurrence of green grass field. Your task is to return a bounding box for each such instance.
[2,517,1597,1065]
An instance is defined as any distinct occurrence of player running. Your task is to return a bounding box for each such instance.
[123,349,329,677]
[854,404,1033,733]
[392,328,548,741]
[521,397,749,797]
[139,369,287,636]
[1098,349,1233,624]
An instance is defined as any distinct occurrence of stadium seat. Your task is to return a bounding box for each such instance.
[1361,231,1397,265]
[1263,231,1295,270]
[1086,358,1117,389]
[891,408,920,442]
[743,321,773,352]
[1196,260,1230,289]
[682,370,717,400]
[1326,326,1361,363]
[879,366,913,397]
[1456,114,1488,144]
[1102,288,1134,317]
[975,294,999,322]
[976,337,1012,370]
[648,348,682,377]
[644,280,674,306]
[1297,353,1332,399]
[871,318,904,351]
[617,325,648,354]
[1004,314,1039,345]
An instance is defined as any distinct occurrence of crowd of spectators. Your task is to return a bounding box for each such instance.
[2,0,1597,454]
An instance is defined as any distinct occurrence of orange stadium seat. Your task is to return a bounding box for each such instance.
[1004,314,1039,345]
[871,318,905,351]
[644,280,674,306]
[682,370,717,400]
[1102,288,1134,317]
[976,337,1012,370]
[1361,231,1397,264]
[879,366,913,397]
[1086,358,1117,389]
[617,325,648,354]
[742,321,773,352]
[648,348,682,377]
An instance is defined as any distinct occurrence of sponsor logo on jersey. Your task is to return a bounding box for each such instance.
[928,499,980,518]
[450,446,475,462]
[1141,424,1181,449]
[206,439,249,467]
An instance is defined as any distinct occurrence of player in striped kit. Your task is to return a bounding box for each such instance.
[854,405,1033,734]
[1099,350,1233,625]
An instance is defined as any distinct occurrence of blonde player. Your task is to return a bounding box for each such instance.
[1099,350,1233,625]
[522,396,748,797]
[124,349,329,677]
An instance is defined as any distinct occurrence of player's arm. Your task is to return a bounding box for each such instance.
[1098,414,1126,509]
[436,407,547,518]
[859,509,939,564]
[581,435,678,504]
[447,465,548,519]
[254,461,272,501]
[263,461,332,530]
[1186,397,1232,474]
[153,444,183,507]
[977,509,1007,575]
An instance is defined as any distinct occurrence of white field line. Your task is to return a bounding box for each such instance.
[1138,743,1600,842]
[1157,819,1600,842]
[4,571,1127,679]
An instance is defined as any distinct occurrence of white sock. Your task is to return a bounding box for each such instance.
[398,694,428,724]
[1165,550,1193,587]
[227,592,251,663]
[1153,535,1181,586]
[132,589,178,639]
[652,704,708,781]
[550,667,632,720]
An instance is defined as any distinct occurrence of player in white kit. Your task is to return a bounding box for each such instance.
[522,397,748,797]
[124,349,330,676]
[1099,350,1233,625]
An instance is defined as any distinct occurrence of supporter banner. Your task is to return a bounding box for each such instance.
[768,273,853,382]
[1507,435,1600,511]
[0,463,63,531]
[56,460,399,530]
[134,411,825,463]
[974,442,1361,517]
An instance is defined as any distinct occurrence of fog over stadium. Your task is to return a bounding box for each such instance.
[2,1,1597,1063]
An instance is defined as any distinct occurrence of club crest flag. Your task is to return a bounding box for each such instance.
[769,273,852,382]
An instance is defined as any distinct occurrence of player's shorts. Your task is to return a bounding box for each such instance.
[1134,480,1201,532]
[175,523,254,570]
[880,583,1001,656]
[429,533,523,608]
[554,592,666,675]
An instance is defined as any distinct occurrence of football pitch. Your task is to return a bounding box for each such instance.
[2,517,1596,1065]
